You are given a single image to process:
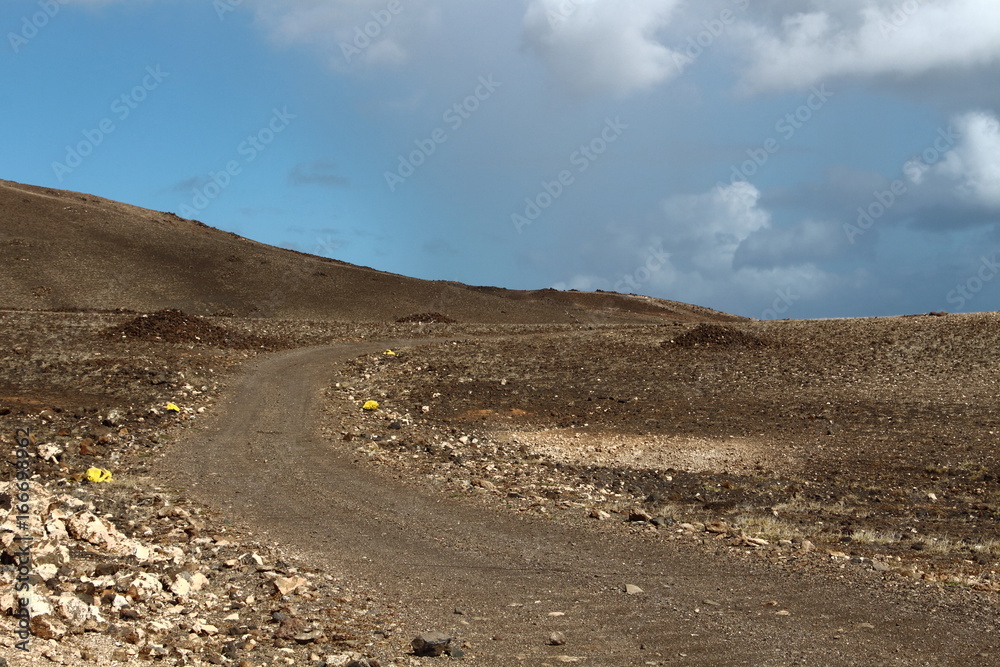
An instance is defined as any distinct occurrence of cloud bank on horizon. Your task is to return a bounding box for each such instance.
[5,0,1000,318]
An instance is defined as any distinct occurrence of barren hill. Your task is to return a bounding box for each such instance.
[0,179,737,324]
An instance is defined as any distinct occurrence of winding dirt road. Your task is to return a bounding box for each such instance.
[158,343,999,665]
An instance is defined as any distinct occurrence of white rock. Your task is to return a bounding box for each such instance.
[127,572,163,601]
[169,574,191,597]
[273,575,308,596]
[149,619,174,633]
[35,563,59,580]
[44,517,69,540]
[56,593,92,628]
[66,511,127,554]
[22,590,53,617]
[36,443,63,463]
[33,541,70,567]
[189,571,209,592]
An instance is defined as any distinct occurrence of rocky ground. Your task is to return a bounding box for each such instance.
[1,308,999,665]
[0,309,449,666]
[332,315,1000,588]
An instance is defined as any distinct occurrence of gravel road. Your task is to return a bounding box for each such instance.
[159,343,1000,666]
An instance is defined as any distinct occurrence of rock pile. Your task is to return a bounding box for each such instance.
[667,323,770,349]
[395,312,456,324]
[102,309,278,350]
[0,479,397,665]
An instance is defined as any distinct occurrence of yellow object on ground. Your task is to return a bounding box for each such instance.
[363,400,380,411]
[166,402,180,412]
[383,349,397,356]
[84,467,113,483]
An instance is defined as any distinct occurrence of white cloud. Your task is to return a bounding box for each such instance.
[659,180,770,275]
[555,182,836,316]
[247,0,438,69]
[522,0,685,96]
[737,0,1000,92]
[905,111,1000,208]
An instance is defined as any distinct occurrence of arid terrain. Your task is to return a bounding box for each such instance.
[1,181,999,665]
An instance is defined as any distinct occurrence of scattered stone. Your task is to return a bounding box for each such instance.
[704,521,729,534]
[37,442,63,463]
[294,629,325,644]
[274,617,306,640]
[273,575,308,596]
[412,631,452,656]
[624,584,643,595]
[548,631,567,646]
[30,614,66,639]
[126,572,163,601]
[628,509,652,523]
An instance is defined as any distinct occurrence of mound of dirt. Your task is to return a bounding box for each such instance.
[104,309,277,349]
[396,312,457,324]
[667,323,769,348]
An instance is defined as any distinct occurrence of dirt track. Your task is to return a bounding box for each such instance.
[158,342,1000,665]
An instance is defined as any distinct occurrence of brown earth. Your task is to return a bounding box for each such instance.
[0,183,999,665]
[0,179,733,325]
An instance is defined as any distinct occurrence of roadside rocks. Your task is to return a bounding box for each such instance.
[0,476,394,666]
[411,630,454,656]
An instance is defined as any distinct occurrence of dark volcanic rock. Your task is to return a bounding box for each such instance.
[411,631,452,656]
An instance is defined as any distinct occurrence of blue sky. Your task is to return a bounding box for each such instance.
[3,0,999,319]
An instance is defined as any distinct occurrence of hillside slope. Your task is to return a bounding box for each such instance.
[0,180,739,324]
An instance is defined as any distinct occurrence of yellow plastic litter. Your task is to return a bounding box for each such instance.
[383,349,397,356]
[166,402,180,412]
[362,400,380,411]
[84,467,113,483]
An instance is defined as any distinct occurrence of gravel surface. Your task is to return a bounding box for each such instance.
[1,310,999,665]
